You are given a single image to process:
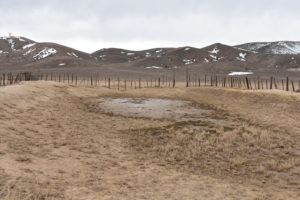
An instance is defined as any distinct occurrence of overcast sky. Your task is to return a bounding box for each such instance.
[0,0,299,53]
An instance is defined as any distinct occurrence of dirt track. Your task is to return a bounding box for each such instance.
[0,81,299,199]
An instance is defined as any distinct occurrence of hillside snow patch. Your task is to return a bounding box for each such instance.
[33,48,57,60]
[23,48,36,56]
[67,52,79,58]
[7,39,16,51]
[228,72,253,76]
[146,66,162,69]
[156,49,163,53]
[236,52,247,61]
[183,59,196,65]
[209,47,219,54]
[23,43,36,49]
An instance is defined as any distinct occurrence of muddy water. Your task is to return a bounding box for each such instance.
[98,98,210,122]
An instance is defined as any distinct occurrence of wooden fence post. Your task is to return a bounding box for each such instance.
[274,78,278,89]
[270,76,273,89]
[173,70,176,88]
[158,77,160,87]
[186,68,189,87]
[245,77,250,89]
[286,77,289,91]
[139,78,141,89]
[291,80,295,92]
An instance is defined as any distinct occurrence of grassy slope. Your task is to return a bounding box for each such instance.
[0,81,299,199]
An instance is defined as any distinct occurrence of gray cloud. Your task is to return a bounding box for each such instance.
[0,0,300,52]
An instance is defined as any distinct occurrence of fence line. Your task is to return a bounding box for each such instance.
[0,72,31,87]
[1,72,300,93]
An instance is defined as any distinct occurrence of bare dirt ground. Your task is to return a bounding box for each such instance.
[0,81,299,199]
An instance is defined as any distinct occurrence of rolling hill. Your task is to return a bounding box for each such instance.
[0,36,300,78]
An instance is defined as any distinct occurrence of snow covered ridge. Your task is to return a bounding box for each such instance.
[236,41,300,55]
[33,48,57,60]
[228,72,253,76]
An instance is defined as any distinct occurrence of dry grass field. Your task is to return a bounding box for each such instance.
[0,81,299,199]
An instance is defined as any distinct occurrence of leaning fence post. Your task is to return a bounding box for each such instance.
[274,78,278,89]
[286,77,289,91]
[245,77,250,89]
[291,80,295,92]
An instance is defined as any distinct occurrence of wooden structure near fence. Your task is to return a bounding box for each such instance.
[1,71,300,93]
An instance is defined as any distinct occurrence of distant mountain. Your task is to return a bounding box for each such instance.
[0,36,98,69]
[1,36,300,77]
[129,43,252,68]
[235,41,300,55]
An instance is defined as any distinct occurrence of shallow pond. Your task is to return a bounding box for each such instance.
[98,98,210,122]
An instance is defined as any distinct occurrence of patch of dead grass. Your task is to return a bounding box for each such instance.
[127,122,300,188]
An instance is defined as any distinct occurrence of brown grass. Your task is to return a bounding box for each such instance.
[127,123,299,184]
[0,81,299,199]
